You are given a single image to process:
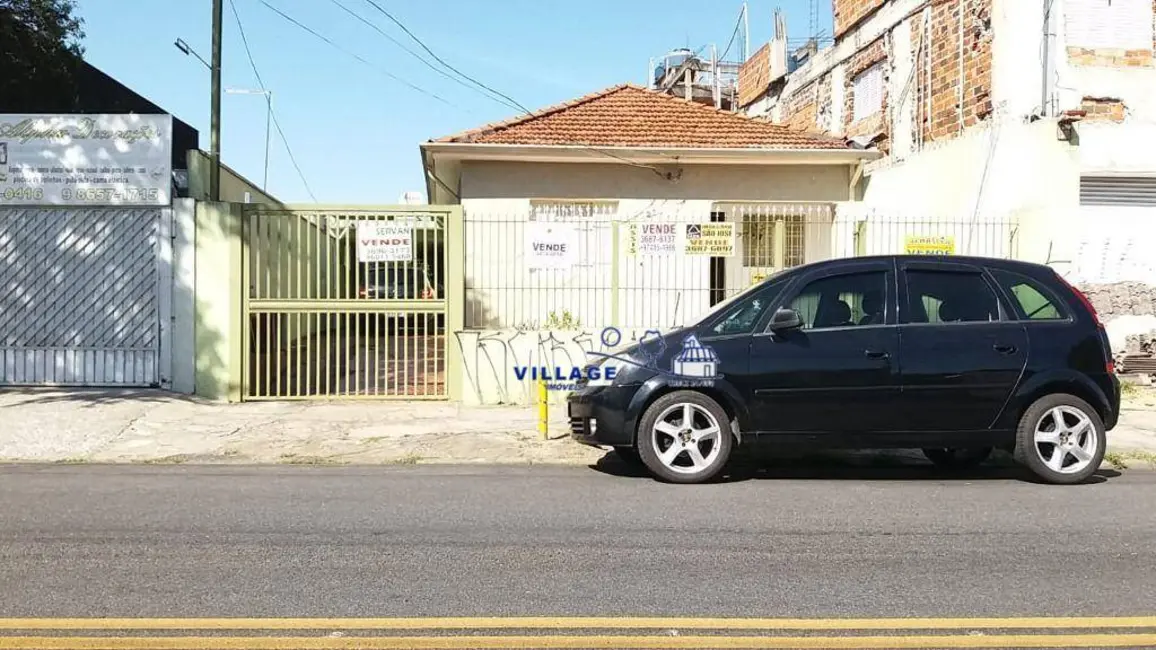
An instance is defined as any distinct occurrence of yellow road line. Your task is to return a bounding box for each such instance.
[2,617,1156,631]
[3,634,1156,649]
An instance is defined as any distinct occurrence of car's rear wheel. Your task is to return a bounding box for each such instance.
[921,447,992,470]
[636,391,732,484]
[1013,394,1106,484]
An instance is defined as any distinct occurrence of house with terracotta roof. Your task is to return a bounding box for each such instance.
[421,83,879,335]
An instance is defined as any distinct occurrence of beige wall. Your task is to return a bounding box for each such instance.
[460,161,853,202]
[187,150,282,206]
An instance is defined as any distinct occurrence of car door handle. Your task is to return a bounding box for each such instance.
[864,349,890,360]
[993,344,1018,355]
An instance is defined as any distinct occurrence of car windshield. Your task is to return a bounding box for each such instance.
[691,270,787,326]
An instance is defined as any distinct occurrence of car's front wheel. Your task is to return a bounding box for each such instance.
[1013,393,1106,484]
[636,391,732,484]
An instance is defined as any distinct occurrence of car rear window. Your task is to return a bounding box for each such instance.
[904,269,1001,324]
[989,269,1069,321]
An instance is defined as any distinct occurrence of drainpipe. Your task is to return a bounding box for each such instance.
[1041,0,1055,117]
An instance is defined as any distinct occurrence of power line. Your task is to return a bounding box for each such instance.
[719,5,744,61]
[354,0,672,178]
[357,0,532,115]
[327,0,522,113]
[227,0,317,201]
[256,0,457,108]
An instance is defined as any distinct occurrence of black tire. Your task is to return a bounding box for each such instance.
[1013,393,1106,485]
[921,447,992,470]
[612,446,643,466]
[636,391,733,484]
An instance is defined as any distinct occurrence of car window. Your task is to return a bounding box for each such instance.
[989,269,1068,320]
[788,271,887,330]
[904,270,1000,324]
[709,281,783,336]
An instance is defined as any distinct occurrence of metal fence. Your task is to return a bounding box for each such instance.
[464,202,1019,330]
[242,205,455,400]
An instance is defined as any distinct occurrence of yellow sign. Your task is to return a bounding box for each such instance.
[751,273,767,285]
[683,223,735,256]
[905,235,955,255]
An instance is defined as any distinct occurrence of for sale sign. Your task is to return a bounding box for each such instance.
[357,221,413,262]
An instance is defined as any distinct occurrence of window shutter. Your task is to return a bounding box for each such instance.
[852,62,884,122]
[1065,0,1154,51]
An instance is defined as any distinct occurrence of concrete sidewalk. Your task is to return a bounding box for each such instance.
[2,386,1155,467]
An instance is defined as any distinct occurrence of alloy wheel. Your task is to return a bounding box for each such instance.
[1033,405,1098,475]
[650,402,723,475]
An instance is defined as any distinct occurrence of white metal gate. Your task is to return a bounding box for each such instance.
[0,207,163,386]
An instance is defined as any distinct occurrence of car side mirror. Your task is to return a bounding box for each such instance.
[769,308,803,332]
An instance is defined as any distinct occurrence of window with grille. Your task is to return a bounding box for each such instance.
[741,215,806,268]
[852,62,885,122]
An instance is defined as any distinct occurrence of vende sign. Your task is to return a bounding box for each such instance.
[356,221,413,262]
[526,221,576,270]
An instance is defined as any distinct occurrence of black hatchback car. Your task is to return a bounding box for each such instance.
[568,255,1120,485]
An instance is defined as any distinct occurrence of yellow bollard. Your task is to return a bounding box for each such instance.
[537,378,549,440]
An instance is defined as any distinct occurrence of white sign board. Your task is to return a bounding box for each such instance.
[627,222,678,256]
[357,221,413,262]
[526,222,576,270]
[0,114,172,206]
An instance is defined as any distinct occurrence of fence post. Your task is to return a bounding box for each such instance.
[445,206,465,401]
[610,221,620,327]
[537,377,549,439]
[773,219,786,271]
[854,220,868,256]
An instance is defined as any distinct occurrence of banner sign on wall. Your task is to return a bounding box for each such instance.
[0,114,173,206]
[357,221,413,262]
[526,222,576,269]
[904,235,955,255]
[627,222,678,256]
[683,223,735,256]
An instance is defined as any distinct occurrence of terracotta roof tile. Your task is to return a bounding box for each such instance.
[433,84,849,150]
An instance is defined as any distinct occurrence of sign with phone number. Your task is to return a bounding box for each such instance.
[0,113,172,206]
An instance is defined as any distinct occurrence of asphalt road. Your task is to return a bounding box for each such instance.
[1,461,1154,619]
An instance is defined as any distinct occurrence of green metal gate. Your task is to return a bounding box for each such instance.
[241,205,462,400]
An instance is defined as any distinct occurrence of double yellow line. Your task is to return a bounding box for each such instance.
[1,616,1155,649]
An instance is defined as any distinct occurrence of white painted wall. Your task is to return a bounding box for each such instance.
[458,161,852,333]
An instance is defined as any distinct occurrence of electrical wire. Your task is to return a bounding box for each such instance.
[256,0,456,108]
[719,5,745,61]
[227,0,317,201]
[326,0,522,113]
[358,0,531,115]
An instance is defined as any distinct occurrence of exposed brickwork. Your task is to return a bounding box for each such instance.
[782,80,818,132]
[916,0,993,142]
[1068,48,1153,67]
[834,0,886,38]
[738,42,772,107]
[1081,96,1127,122]
[815,72,834,133]
[844,36,890,151]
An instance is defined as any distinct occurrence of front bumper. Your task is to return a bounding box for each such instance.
[566,384,640,447]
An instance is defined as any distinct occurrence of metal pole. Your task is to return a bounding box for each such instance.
[743,2,751,60]
[210,0,223,202]
[263,92,272,192]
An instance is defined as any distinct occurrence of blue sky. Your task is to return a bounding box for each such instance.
[75,0,831,203]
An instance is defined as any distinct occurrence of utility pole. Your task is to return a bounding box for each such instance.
[210,0,223,202]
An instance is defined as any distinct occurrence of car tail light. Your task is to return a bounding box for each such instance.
[1056,272,1102,326]
[1107,358,1117,374]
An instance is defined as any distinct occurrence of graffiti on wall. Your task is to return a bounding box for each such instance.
[454,327,655,405]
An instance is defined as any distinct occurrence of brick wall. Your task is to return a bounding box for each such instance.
[834,0,886,38]
[917,0,993,142]
[815,72,835,132]
[738,43,772,108]
[782,81,819,131]
[844,36,890,150]
[1081,96,1127,122]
